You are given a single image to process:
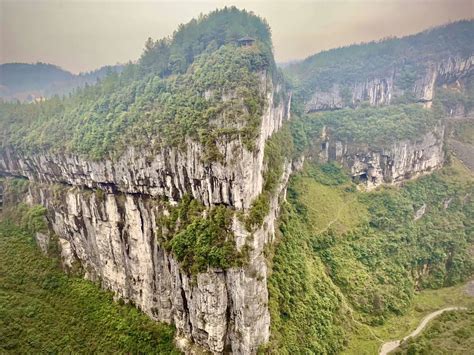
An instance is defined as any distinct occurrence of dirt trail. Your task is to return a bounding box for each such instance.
[378,307,467,355]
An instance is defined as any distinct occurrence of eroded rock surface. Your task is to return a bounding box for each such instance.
[305,56,473,112]
[0,72,292,354]
[320,125,445,189]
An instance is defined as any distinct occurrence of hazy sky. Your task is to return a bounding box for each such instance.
[1,0,473,73]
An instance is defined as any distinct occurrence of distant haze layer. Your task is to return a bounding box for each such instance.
[1,0,473,73]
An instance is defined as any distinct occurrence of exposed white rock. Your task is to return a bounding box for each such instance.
[0,72,289,212]
[414,204,427,221]
[320,125,445,189]
[305,55,473,112]
[2,71,292,354]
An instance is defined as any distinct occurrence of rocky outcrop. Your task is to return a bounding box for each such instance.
[0,74,289,211]
[305,55,473,112]
[306,77,394,112]
[0,71,292,354]
[320,125,445,189]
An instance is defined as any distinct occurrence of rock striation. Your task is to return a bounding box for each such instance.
[1,71,293,354]
[305,55,473,112]
[319,125,445,189]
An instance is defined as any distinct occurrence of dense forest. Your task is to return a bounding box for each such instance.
[1,6,473,355]
[0,7,277,160]
[285,20,474,104]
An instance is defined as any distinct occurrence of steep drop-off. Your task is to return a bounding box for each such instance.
[286,21,474,114]
[0,8,292,353]
[1,11,473,355]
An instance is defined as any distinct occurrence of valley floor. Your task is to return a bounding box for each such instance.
[344,281,474,354]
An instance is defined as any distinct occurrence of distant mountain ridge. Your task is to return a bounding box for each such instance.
[284,20,473,113]
[0,62,123,101]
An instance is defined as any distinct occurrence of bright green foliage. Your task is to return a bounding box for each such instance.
[267,158,473,352]
[0,7,275,160]
[0,222,178,354]
[158,195,247,274]
[345,283,474,354]
[304,162,350,186]
[394,309,474,355]
[266,203,349,354]
[304,103,442,148]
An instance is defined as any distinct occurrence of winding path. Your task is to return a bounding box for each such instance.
[378,306,467,355]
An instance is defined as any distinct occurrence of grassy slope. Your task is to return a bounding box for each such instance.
[268,157,473,353]
[345,283,474,354]
[394,307,474,354]
[0,221,179,354]
[453,120,474,145]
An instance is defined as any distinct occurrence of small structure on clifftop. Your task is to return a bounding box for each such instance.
[237,36,255,46]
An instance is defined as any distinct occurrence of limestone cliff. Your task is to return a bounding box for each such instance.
[1,69,292,353]
[305,55,473,112]
[319,124,445,189]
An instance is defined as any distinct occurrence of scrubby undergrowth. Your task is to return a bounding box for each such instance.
[0,218,178,354]
[267,158,473,353]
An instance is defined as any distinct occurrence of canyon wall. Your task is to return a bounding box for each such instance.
[319,125,445,189]
[1,71,293,354]
[305,55,473,112]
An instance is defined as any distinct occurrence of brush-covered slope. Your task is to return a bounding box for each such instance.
[0,7,292,354]
[285,20,474,113]
[265,156,473,353]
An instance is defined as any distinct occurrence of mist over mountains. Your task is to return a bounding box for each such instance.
[0,62,123,102]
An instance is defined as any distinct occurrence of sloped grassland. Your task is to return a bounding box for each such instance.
[265,155,473,353]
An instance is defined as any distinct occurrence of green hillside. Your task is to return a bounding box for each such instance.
[0,219,178,354]
[285,20,474,107]
[0,7,278,160]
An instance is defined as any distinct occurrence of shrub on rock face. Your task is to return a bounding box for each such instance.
[158,195,248,274]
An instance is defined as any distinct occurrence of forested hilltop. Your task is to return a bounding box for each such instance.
[0,63,123,102]
[0,7,278,160]
[285,20,473,113]
[0,7,473,355]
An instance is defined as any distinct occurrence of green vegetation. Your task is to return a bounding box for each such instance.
[451,120,474,145]
[394,309,474,354]
[345,282,474,354]
[266,201,350,354]
[246,124,295,230]
[285,20,474,104]
[267,156,473,352]
[158,195,247,274]
[0,219,178,354]
[436,78,474,116]
[301,103,442,148]
[0,7,276,160]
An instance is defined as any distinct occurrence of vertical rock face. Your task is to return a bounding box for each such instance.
[0,87,287,211]
[0,72,292,354]
[320,125,445,189]
[304,55,473,113]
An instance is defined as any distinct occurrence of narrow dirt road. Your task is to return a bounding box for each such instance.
[378,306,467,355]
